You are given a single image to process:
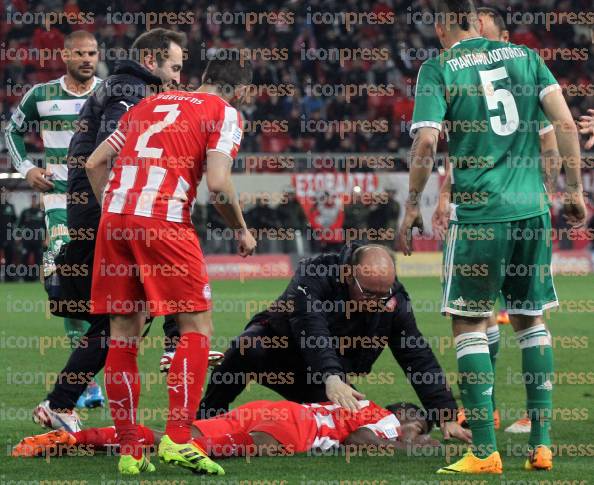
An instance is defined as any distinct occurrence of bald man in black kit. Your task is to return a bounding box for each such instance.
[199,243,471,443]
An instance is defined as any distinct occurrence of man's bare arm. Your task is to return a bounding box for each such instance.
[398,127,439,255]
[206,151,247,230]
[407,128,439,205]
[540,129,560,194]
[541,90,582,191]
[541,88,587,227]
[206,151,256,256]
[85,140,117,204]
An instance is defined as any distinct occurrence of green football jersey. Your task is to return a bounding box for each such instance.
[4,75,100,211]
[411,37,559,223]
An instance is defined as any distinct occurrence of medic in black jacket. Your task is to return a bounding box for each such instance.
[67,59,162,238]
[200,244,472,443]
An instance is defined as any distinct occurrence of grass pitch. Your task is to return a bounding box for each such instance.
[1,275,593,484]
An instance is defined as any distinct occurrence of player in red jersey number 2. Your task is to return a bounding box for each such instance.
[85,55,256,475]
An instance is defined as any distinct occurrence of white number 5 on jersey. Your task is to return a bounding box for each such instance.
[479,67,519,136]
[134,104,181,158]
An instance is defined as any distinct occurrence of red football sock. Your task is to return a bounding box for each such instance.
[165,332,209,443]
[137,424,156,447]
[72,425,154,453]
[193,431,255,457]
[72,427,117,449]
[105,338,142,459]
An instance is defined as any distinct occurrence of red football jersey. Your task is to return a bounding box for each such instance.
[103,91,242,224]
[300,400,400,450]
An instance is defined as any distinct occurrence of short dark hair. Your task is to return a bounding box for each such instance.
[386,402,433,432]
[201,51,253,88]
[386,402,422,419]
[64,30,97,48]
[476,7,506,34]
[131,28,186,66]
[432,0,477,31]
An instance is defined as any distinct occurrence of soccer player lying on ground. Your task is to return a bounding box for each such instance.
[13,400,440,461]
[84,54,257,475]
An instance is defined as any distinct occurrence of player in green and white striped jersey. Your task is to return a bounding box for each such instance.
[4,30,104,408]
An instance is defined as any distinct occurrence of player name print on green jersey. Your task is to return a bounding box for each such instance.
[411,37,559,224]
[445,46,527,71]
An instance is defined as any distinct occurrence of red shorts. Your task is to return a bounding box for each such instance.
[193,400,317,453]
[91,213,211,316]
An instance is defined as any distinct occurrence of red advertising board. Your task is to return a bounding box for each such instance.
[552,250,593,275]
[291,172,379,243]
[206,254,293,280]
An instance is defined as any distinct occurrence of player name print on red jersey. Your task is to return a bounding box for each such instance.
[104,91,242,224]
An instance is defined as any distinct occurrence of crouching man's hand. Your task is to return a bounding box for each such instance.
[325,375,365,412]
[440,420,471,443]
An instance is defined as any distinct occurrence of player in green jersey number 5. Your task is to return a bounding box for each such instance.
[433,6,563,437]
[398,0,587,475]
[4,30,105,409]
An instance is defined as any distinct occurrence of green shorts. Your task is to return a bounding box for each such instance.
[44,208,70,276]
[441,213,558,317]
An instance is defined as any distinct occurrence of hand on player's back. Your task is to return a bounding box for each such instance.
[325,375,365,412]
[237,227,257,257]
[25,167,54,192]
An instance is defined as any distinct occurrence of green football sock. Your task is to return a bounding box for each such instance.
[455,331,497,458]
[486,325,500,410]
[516,324,553,447]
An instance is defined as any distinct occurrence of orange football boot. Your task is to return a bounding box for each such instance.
[12,429,77,457]
[525,445,553,471]
[437,449,503,474]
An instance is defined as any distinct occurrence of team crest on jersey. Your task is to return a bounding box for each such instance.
[203,284,212,300]
[384,297,396,312]
[75,102,82,112]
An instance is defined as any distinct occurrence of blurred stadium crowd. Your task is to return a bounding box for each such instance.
[0,187,402,278]
[1,0,593,274]
[2,0,593,159]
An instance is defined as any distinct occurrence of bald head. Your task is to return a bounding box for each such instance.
[350,245,395,301]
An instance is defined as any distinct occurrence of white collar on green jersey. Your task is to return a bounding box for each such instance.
[450,36,483,49]
[59,75,100,97]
